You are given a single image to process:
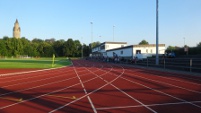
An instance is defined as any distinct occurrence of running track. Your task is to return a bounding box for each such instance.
[0,60,201,113]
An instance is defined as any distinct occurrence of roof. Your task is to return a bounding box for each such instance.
[15,19,19,23]
[92,41,127,49]
[133,44,165,47]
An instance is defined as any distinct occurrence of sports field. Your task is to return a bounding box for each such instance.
[0,59,201,113]
[0,58,71,69]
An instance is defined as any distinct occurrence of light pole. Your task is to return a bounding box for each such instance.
[183,37,185,46]
[90,22,93,47]
[156,0,159,65]
[81,37,83,58]
[113,25,115,42]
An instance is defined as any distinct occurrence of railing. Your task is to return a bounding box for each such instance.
[134,58,201,73]
[89,57,201,74]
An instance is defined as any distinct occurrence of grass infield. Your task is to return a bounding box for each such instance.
[0,57,71,69]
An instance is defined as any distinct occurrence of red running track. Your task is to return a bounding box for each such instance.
[0,59,201,113]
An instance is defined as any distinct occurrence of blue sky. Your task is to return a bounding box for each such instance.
[0,0,201,47]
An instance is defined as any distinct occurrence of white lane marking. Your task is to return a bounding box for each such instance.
[111,84,157,113]
[117,74,201,109]
[0,69,75,84]
[126,71,201,94]
[87,65,157,113]
[0,62,112,110]
[0,66,67,77]
[96,100,201,110]
[0,75,78,97]
[87,96,97,113]
[0,66,102,97]
[125,69,201,86]
[0,82,81,110]
[49,62,114,113]
[74,62,98,113]
[1,72,74,88]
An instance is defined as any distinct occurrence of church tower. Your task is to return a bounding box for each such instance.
[13,19,21,38]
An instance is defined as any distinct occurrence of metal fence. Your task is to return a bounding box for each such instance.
[135,58,201,73]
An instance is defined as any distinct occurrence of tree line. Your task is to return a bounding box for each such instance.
[0,36,92,57]
[166,42,201,56]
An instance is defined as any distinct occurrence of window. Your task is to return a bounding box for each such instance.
[146,49,148,53]
[150,49,153,53]
[136,50,141,54]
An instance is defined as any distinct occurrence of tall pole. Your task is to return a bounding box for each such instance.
[82,37,83,58]
[113,25,115,42]
[156,0,159,65]
[90,22,93,47]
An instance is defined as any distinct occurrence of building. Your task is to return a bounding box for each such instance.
[91,42,127,57]
[13,19,21,38]
[106,44,166,59]
[91,42,165,60]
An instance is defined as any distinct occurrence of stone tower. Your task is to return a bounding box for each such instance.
[13,19,21,38]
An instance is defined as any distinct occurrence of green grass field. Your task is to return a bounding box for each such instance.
[0,57,71,69]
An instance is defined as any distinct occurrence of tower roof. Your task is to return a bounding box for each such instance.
[15,19,19,23]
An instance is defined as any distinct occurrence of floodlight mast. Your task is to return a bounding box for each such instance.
[156,0,159,65]
[90,22,93,46]
[113,25,115,42]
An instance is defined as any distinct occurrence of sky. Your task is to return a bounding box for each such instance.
[0,0,201,47]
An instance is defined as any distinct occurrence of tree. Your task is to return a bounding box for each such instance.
[0,36,92,57]
[53,39,65,57]
[63,38,76,57]
[90,41,101,48]
[83,44,90,57]
[139,40,149,45]
[45,38,55,44]
[166,46,176,52]
[0,39,7,56]
[197,42,201,48]
[43,42,54,57]
[32,38,44,43]
[74,40,82,57]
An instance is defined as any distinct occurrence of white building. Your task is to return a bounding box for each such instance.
[106,44,166,59]
[91,42,127,57]
[91,41,166,59]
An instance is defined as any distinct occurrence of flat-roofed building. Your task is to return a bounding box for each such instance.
[91,42,127,57]
[106,44,166,59]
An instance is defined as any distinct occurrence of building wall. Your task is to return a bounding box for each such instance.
[105,43,127,51]
[92,42,127,56]
[107,47,133,58]
[133,45,165,55]
[106,44,166,59]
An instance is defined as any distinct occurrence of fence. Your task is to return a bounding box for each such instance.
[135,58,201,73]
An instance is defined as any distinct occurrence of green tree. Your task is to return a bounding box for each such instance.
[53,39,65,57]
[83,44,90,57]
[166,46,176,52]
[31,42,40,56]
[63,38,76,57]
[0,39,7,56]
[139,40,149,45]
[74,40,82,57]
[43,42,54,57]
[197,42,201,47]
[91,41,100,48]
[45,38,55,45]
